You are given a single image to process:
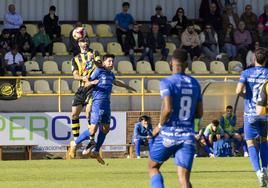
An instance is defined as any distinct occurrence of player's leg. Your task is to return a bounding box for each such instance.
[148,160,164,188]
[71,105,83,141]
[134,138,144,158]
[258,119,268,183]
[94,123,110,152]
[245,117,266,186]
[175,143,195,188]
[200,136,213,157]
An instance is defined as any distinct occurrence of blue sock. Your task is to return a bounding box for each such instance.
[248,145,261,172]
[75,129,90,145]
[150,173,164,188]
[204,145,212,154]
[243,141,248,153]
[95,131,106,152]
[236,141,242,151]
[260,142,268,168]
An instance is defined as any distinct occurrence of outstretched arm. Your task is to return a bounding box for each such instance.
[113,79,136,92]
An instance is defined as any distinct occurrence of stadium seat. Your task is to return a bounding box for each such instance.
[43,61,61,74]
[210,61,228,74]
[53,80,72,94]
[147,79,160,93]
[136,61,154,74]
[61,24,73,37]
[25,24,37,37]
[24,61,42,75]
[165,42,176,55]
[96,24,113,37]
[21,80,33,94]
[228,61,243,74]
[155,61,171,74]
[53,42,69,55]
[191,61,209,74]
[129,79,146,93]
[34,80,53,94]
[84,24,96,37]
[62,61,72,74]
[72,80,79,93]
[112,80,129,93]
[117,61,136,74]
[89,42,106,55]
[107,42,124,56]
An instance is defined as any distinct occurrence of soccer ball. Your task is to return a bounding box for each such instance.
[72,27,87,41]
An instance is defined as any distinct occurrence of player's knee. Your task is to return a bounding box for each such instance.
[102,125,110,134]
[71,112,79,120]
[246,139,254,147]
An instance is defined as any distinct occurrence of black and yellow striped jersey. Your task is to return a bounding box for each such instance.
[71,48,101,87]
[257,81,268,114]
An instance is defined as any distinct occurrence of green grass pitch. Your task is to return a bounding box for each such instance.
[0,157,259,188]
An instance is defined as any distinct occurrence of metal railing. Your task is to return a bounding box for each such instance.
[0,75,241,112]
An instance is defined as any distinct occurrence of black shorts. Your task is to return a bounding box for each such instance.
[72,86,93,107]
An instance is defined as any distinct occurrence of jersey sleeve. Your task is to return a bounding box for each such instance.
[71,58,78,73]
[239,71,247,84]
[90,68,100,80]
[160,79,171,98]
[257,82,268,107]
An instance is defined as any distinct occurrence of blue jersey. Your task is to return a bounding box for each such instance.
[133,123,153,140]
[160,73,202,141]
[239,66,268,116]
[90,68,115,102]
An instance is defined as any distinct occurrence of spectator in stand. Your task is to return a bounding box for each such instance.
[181,23,201,61]
[145,24,169,71]
[124,23,146,70]
[170,7,188,36]
[234,21,252,69]
[223,23,236,60]
[3,4,23,36]
[69,21,83,57]
[4,45,26,76]
[204,119,224,147]
[222,4,239,30]
[114,2,135,46]
[199,0,220,20]
[204,3,223,33]
[240,4,258,32]
[0,30,12,56]
[200,24,219,62]
[151,5,170,36]
[132,115,153,159]
[258,4,268,33]
[33,23,53,60]
[252,23,268,48]
[246,41,260,68]
[15,25,36,61]
[43,5,61,42]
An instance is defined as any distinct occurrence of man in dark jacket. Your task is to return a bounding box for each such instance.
[124,23,146,70]
[43,5,61,41]
[151,5,170,36]
[144,24,169,70]
[15,25,36,60]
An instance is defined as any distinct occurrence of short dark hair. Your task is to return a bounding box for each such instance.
[103,54,115,61]
[226,105,233,109]
[19,24,26,30]
[139,115,150,122]
[255,47,268,65]
[212,119,219,126]
[49,5,56,11]
[172,49,188,64]
[155,5,162,11]
[122,2,130,7]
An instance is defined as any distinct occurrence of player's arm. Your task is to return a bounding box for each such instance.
[113,79,136,92]
[93,50,102,67]
[236,82,245,98]
[152,95,172,137]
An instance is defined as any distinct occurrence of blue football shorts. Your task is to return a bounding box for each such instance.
[244,115,268,140]
[149,135,195,171]
[90,102,111,125]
